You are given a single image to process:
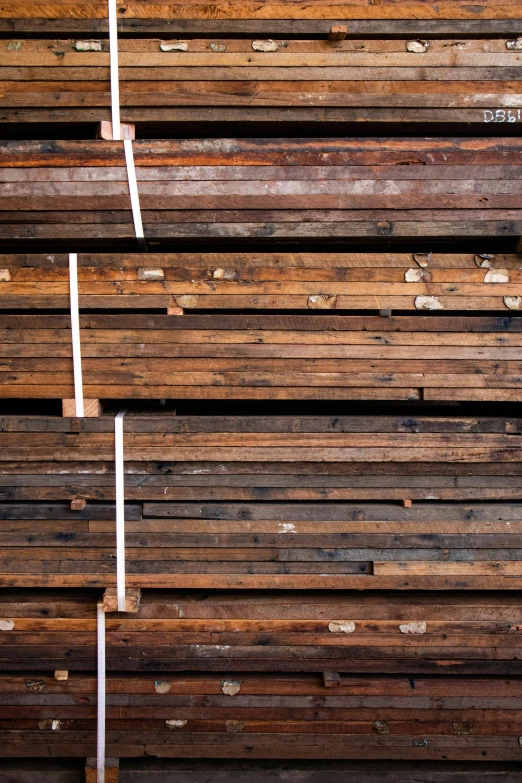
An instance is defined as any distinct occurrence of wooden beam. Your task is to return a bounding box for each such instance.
[62,399,102,418]
[102,588,142,614]
[97,122,136,141]
[323,671,342,687]
[328,24,348,41]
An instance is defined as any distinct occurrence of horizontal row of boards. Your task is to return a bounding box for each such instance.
[3,500,522,589]
[3,36,522,125]
[3,139,522,241]
[4,1,522,26]
[3,414,522,502]
[1,672,522,761]
[1,253,520,311]
[3,589,522,674]
[0,760,520,783]
[2,315,522,401]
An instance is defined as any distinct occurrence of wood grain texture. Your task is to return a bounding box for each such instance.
[1,315,522,401]
[0,672,522,760]
[1,36,521,124]
[2,589,522,673]
[2,414,522,501]
[2,139,522,242]
[1,252,521,311]
[1,759,521,783]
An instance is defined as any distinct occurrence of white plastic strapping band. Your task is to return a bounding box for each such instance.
[97,601,106,783]
[108,0,121,141]
[115,409,127,612]
[123,135,147,250]
[68,253,84,417]
[108,0,146,249]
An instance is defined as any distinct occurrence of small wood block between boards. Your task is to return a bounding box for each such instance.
[70,498,87,511]
[97,121,135,140]
[323,671,341,688]
[62,399,101,418]
[102,588,142,614]
[54,670,69,681]
[86,758,119,783]
[402,499,413,508]
[328,25,348,41]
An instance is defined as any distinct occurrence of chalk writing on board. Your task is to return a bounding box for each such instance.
[483,109,522,123]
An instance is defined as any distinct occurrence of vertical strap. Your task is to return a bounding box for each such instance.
[108,0,121,141]
[123,134,147,251]
[107,1,146,249]
[97,601,106,783]
[68,253,84,418]
[115,409,127,612]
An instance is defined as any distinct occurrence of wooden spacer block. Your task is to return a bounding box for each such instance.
[71,498,87,511]
[167,305,184,316]
[54,670,69,681]
[328,24,348,41]
[97,121,135,140]
[86,758,119,783]
[103,588,142,613]
[62,399,102,418]
[402,499,413,508]
[323,671,341,687]
[379,308,392,318]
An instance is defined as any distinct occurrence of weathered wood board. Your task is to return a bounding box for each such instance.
[2,139,522,242]
[2,414,522,502]
[2,589,522,673]
[1,252,521,311]
[1,315,522,401]
[1,672,522,760]
[2,37,522,125]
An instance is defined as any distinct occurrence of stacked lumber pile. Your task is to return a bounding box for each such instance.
[1,139,522,244]
[2,589,522,674]
[1,760,521,783]
[3,0,522,780]
[2,414,522,589]
[2,314,522,401]
[2,36,522,127]
[3,412,522,501]
[1,252,521,311]
[2,671,522,761]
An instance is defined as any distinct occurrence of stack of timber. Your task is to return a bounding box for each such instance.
[2,315,522,401]
[2,1,522,37]
[1,252,521,311]
[2,761,522,783]
[3,413,522,502]
[2,35,522,128]
[3,1,522,779]
[2,139,522,244]
[1,671,522,761]
[2,589,522,674]
[2,413,522,588]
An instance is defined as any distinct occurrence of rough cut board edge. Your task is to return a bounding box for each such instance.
[3,20,522,35]
[61,399,101,418]
[1,574,522,589]
[2,759,522,783]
